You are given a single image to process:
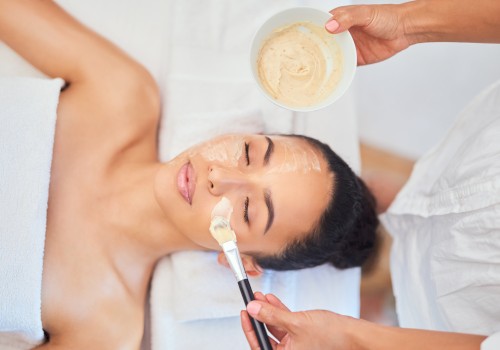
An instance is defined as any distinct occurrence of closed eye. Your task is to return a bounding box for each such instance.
[244,142,250,166]
[243,197,249,224]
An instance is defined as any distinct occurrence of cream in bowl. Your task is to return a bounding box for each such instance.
[257,21,343,108]
[251,8,356,112]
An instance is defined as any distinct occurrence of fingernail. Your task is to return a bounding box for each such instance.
[247,301,262,316]
[325,19,339,32]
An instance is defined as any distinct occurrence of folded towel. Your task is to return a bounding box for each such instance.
[0,77,63,350]
[153,252,360,322]
[159,79,267,161]
[150,252,359,350]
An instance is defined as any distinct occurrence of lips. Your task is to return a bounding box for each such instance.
[177,162,196,204]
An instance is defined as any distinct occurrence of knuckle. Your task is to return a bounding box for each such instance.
[362,5,376,25]
[332,8,347,21]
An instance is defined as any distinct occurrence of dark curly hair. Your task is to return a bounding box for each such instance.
[254,134,378,270]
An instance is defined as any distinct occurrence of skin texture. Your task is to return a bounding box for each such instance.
[0,1,333,348]
[239,1,500,349]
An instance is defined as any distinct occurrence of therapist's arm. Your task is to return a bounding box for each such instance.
[325,0,500,65]
[242,293,486,350]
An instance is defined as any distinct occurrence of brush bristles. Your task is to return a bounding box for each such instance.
[210,216,236,245]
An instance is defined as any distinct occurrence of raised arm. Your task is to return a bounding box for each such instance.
[402,0,500,44]
[0,0,150,83]
[326,0,500,65]
[0,0,160,159]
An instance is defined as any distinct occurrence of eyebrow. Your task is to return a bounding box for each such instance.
[263,136,274,166]
[264,189,274,234]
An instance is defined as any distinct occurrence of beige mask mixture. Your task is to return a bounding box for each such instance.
[257,21,343,108]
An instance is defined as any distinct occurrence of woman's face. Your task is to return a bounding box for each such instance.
[154,134,333,256]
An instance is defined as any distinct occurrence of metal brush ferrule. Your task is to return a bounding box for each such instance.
[222,240,247,281]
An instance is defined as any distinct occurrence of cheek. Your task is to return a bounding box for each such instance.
[186,195,228,248]
[154,165,177,213]
[233,225,274,255]
[237,239,260,254]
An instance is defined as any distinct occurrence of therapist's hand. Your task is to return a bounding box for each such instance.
[240,292,357,350]
[326,0,500,66]
[241,293,488,350]
[325,4,411,66]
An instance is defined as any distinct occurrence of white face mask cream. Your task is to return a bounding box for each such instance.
[257,21,343,108]
[209,196,236,245]
[268,138,321,174]
[196,136,244,168]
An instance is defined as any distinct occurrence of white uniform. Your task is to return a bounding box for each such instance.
[382,80,500,350]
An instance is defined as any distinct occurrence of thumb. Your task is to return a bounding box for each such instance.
[247,300,292,330]
[326,5,373,33]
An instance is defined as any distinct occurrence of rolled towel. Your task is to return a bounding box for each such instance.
[0,77,63,349]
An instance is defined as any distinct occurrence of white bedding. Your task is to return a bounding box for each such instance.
[0,1,361,349]
[0,77,63,349]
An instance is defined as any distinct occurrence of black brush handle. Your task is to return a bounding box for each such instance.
[238,278,273,350]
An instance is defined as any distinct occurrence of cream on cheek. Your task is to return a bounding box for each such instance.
[192,136,244,167]
[268,139,321,174]
[211,196,234,222]
[209,197,237,245]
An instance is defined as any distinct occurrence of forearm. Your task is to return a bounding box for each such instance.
[350,319,486,350]
[0,0,144,83]
[400,0,500,45]
[0,0,85,80]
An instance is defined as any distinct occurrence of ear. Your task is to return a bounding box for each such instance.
[217,252,263,277]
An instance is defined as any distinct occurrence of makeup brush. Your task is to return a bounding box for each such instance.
[210,197,272,350]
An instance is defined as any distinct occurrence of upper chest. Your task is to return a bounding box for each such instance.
[41,177,146,348]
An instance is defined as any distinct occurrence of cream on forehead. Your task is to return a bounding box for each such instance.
[268,138,321,174]
[195,136,244,167]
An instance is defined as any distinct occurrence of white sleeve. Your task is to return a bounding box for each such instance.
[481,332,500,350]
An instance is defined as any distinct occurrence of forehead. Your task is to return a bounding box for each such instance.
[270,136,322,173]
[264,136,333,244]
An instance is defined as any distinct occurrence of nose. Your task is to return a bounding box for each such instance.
[208,166,250,196]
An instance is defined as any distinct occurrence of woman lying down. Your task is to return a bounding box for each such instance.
[0,1,378,349]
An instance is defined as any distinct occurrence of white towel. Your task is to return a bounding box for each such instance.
[150,252,359,350]
[0,77,63,349]
[159,79,267,162]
